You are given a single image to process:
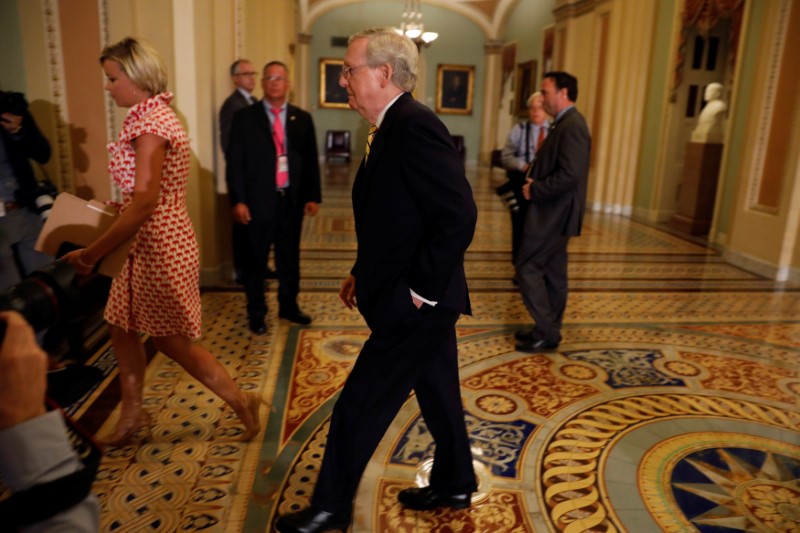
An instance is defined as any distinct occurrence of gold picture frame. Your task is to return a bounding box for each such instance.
[435,64,474,115]
[319,58,349,109]
[515,60,537,117]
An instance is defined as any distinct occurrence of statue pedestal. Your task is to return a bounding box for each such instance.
[670,142,723,235]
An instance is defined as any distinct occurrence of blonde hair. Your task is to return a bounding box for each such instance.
[349,28,418,92]
[100,37,168,95]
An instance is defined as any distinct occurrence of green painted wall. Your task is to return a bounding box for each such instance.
[503,0,554,65]
[308,2,485,163]
[0,0,27,93]
[634,0,676,209]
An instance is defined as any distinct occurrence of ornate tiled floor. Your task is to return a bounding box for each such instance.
[78,164,799,532]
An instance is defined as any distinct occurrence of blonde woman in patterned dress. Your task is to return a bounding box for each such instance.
[62,38,262,446]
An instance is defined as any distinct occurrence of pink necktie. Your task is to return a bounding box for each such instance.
[270,107,289,188]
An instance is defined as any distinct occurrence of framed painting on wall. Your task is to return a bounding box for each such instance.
[515,60,537,117]
[542,25,555,79]
[319,58,349,109]
[435,64,474,115]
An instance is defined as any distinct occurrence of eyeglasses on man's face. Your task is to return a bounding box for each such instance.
[340,64,367,80]
[264,75,287,83]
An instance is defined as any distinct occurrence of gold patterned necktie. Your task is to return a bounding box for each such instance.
[365,124,377,162]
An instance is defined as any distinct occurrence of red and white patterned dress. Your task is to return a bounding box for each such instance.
[104,92,202,339]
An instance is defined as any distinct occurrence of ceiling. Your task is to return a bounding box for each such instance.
[301,0,515,38]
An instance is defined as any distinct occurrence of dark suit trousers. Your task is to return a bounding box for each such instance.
[241,192,303,321]
[311,305,476,512]
[505,171,529,264]
[514,234,570,342]
[232,223,249,283]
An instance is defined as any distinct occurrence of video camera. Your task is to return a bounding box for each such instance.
[17,180,58,220]
[0,90,28,116]
[495,179,522,213]
[0,247,111,343]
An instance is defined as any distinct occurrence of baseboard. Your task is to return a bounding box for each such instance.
[200,263,229,287]
[632,206,674,223]
[720,247,800,282]
[589,202,633,216]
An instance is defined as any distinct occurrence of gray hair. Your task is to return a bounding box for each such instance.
[230,59,250,77]
[526,91,543,107]
[349,27,418,92]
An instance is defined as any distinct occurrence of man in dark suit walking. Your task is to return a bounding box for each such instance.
[515,71,591,352]
[226,61,321,335]
[276,28,478,533]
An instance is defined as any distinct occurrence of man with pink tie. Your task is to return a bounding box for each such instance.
[225,61,322,335]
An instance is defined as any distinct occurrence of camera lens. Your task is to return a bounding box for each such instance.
[0,261,78,334]
[34,193,55,220]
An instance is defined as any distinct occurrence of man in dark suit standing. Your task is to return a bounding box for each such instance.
[219,59,258,153]
[515,71,591,352]
[219,59,262,286]
[276,28,478,533]
[226,61,321,335]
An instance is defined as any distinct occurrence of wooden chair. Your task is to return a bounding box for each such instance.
[325,130,351,163]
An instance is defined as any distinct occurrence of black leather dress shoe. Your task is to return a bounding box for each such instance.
[397,486,472,511]
[514,327,541,343]
[279,309,312,325]
[248,319,266,335]
[275,505,351,533]
[515,337,560,353]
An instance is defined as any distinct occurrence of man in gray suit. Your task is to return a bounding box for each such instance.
[515,71,591,352]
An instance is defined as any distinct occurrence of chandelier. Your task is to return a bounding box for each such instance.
[398,0,438,48]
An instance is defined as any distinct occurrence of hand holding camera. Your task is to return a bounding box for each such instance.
[0,311,48,430]
[0,90,28,134]
[0,112,23,134]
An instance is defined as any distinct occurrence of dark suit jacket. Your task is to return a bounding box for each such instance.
[1,110,51,206]
[219,90,253,155]
[526,106,591,237]
[351,93,477,333]
[225,103,321,219]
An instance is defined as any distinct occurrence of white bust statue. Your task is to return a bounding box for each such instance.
[690,82,727,143]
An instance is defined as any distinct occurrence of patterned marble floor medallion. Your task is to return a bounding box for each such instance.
[252,317,800,533]
[641,433,800,532]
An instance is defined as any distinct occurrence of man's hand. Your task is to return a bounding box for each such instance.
[522,177,533,200]
[304,201,320,217]
[0,312,47,430]
[233,203,251,225]
[339,274,356,309]
[0,112,23,134]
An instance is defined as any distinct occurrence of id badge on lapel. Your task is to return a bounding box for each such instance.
[277,155,289,173]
